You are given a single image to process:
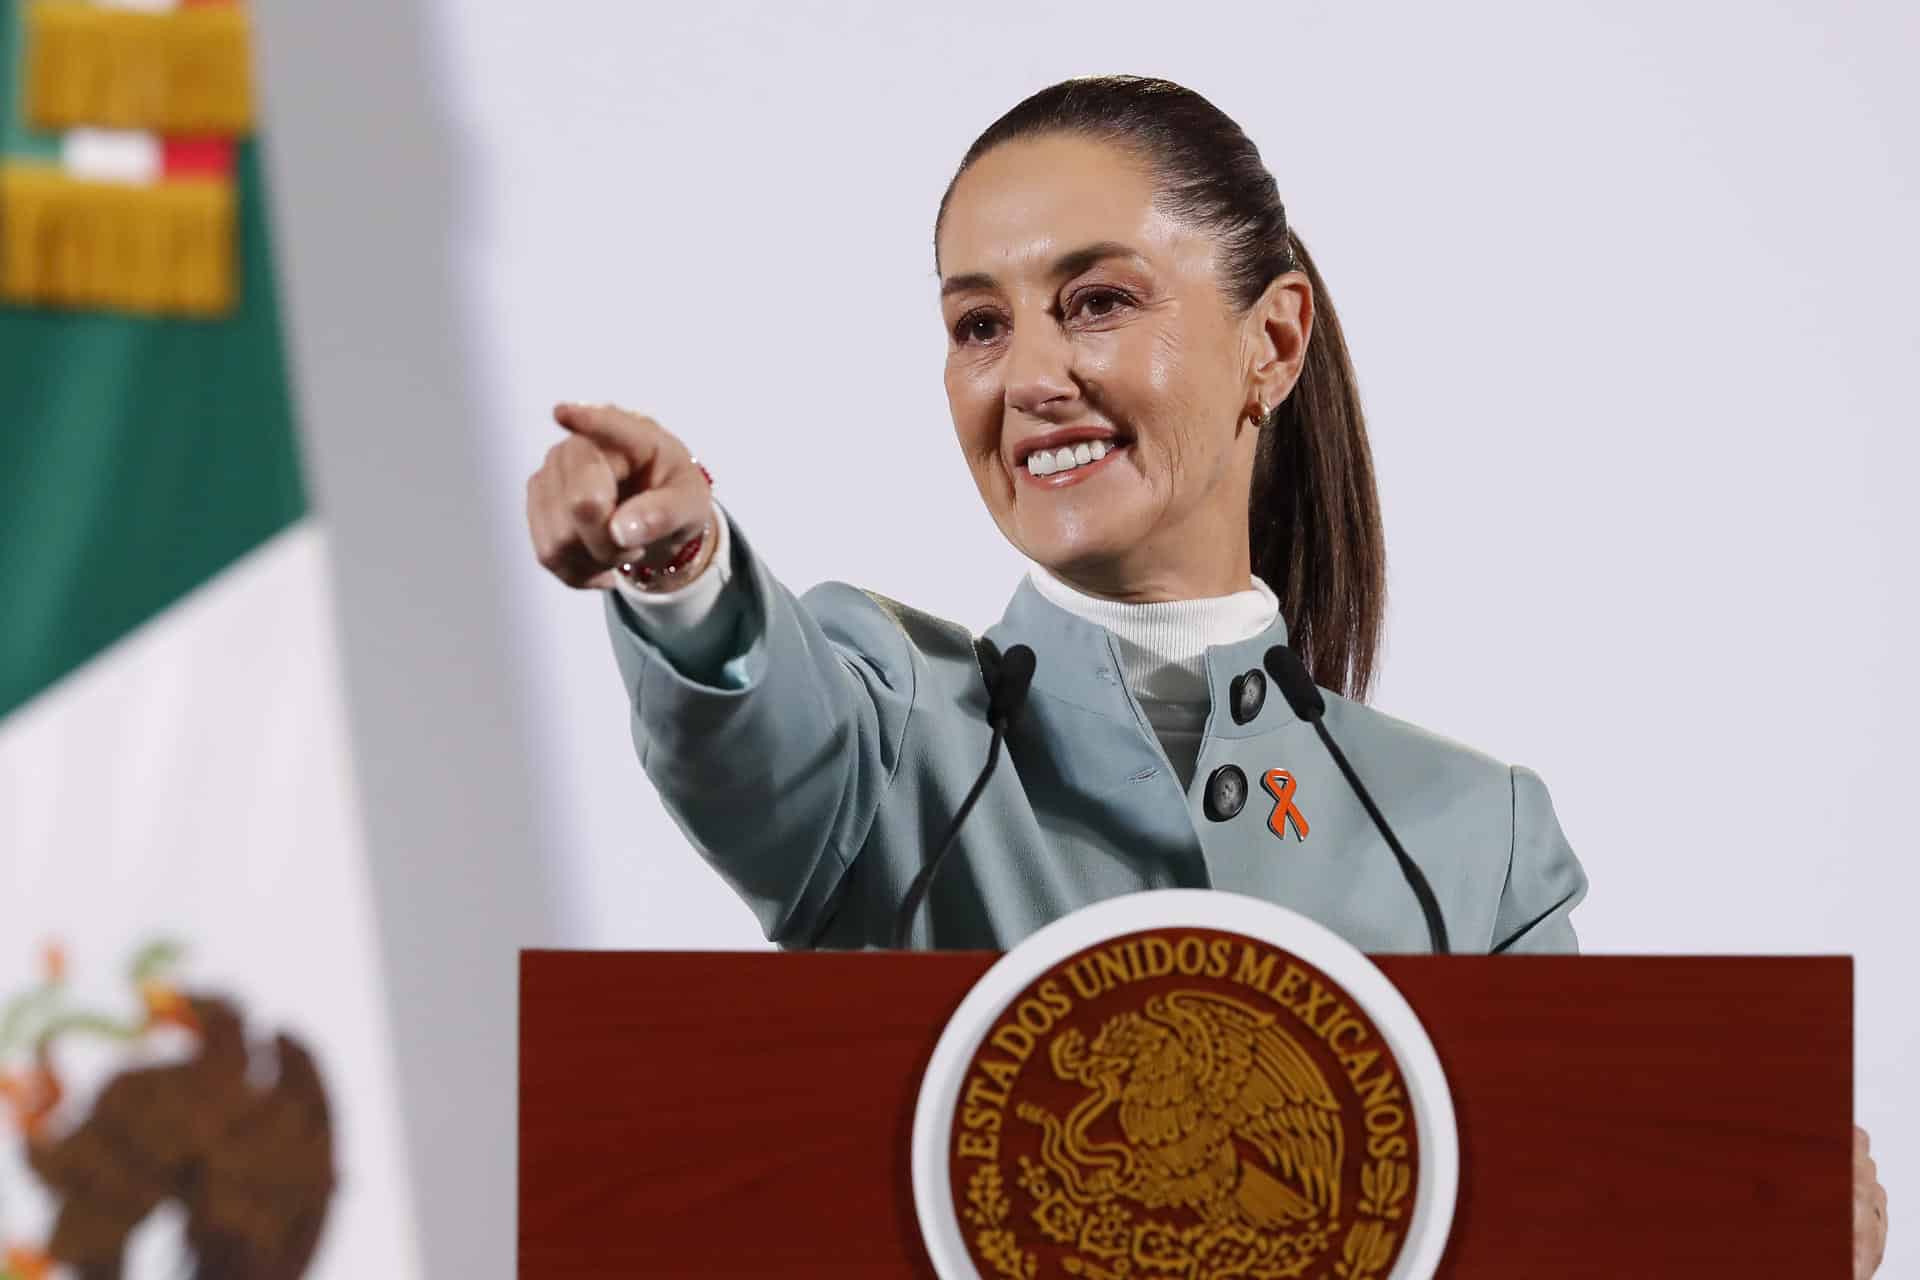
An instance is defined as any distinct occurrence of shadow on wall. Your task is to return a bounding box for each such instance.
[251,1,562,1276]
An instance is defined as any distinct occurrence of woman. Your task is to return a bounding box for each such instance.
[530,74,1580,955]
[526,75,1885,1267]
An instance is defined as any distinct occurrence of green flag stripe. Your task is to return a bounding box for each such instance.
[1,0,60,163]
[0,139,308,718]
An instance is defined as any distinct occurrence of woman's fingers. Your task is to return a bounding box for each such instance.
[1854,1124,1887,1279]
[609,459,709,550]
[552,402,657,481]
[530,402,709,590]
[555,435,625,566]
[609,480,712,576]
[527,462,609,589]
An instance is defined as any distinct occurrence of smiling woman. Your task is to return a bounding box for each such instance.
[522,70,1886,1279]
[932,121,1378,694]
[525,75,1561,957]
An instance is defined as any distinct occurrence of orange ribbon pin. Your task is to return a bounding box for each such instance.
[1263,769,1310,842]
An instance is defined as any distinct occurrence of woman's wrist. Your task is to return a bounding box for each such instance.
[617,459,718,593]
[619,506,719,593]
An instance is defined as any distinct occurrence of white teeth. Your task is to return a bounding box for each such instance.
[1026,440,1119,477]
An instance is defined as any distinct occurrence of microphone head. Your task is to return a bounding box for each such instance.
[989,644,1037,727]
[975,636,1004,684]
[1262,644,1325,722]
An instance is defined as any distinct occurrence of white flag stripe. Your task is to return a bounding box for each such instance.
[60,127,162,185]
[0,522,423,1279]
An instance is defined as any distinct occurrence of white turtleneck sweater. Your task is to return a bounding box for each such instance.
[1022,565,1279,787]
[617,506,1280,788]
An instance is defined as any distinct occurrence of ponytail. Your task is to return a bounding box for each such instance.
[1251,232,1386,699]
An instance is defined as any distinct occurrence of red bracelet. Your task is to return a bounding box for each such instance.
[619,459,714,588]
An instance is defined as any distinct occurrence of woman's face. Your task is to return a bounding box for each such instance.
[937,134,1304,600]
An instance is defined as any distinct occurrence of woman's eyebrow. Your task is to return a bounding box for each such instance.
[939,241,1144,298]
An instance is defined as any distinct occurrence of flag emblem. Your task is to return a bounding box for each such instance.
[1,0,255,316]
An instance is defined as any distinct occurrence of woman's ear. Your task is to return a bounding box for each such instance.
[1245,271,1314,412]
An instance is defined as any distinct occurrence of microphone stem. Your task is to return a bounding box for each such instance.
[890,721,1006,950]
[1311,721,1452,955]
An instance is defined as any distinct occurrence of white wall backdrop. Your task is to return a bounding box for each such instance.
[256,2,1916,1275]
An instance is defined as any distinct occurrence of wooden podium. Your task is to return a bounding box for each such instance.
[520,952,1850,1277]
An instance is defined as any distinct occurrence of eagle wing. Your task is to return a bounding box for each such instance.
[194,1031,336,1274]
[1112,1011,1205,1148]
[1157,990,1345,1218]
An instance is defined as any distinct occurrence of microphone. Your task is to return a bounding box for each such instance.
[889,641,1036,949]
[1263,645,1451,955]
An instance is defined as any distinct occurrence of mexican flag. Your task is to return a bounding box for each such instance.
[0,2,422,1275]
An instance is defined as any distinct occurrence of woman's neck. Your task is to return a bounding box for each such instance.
[1039,560,1252,602]
[1039,527,1254,602]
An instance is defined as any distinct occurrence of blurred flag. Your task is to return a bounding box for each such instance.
[0,2,422,1276]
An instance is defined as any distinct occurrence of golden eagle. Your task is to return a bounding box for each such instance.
[1025,989,1344,1231]
[4,988,334,1280]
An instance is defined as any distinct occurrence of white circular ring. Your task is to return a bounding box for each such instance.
[911,888,1459,1280]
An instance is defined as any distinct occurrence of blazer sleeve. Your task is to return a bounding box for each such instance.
[1490,765,1591,954]
[602,517,917,945]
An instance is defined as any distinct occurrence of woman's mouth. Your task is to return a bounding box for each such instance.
[1021,439,1126,485]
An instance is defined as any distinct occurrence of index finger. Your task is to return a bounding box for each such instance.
[552,402,664,473]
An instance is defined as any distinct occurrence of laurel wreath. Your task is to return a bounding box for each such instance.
[967,1151,1413,1279]
[1333,1156,1410,1278]
[965,1164,1037,1279]
[1358,1156,1412,1219]
[1335,1218,1399,1279]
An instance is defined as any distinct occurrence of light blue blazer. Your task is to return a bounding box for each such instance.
[605,519,1588,954]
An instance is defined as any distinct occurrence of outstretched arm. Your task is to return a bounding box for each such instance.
[603,517,917,945]
[529,404,918,945]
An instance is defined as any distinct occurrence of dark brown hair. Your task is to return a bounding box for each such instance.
[935,75,1386,699]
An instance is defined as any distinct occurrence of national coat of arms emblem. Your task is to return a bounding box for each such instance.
[0,940,336,1279]
[915,892,1456,1280]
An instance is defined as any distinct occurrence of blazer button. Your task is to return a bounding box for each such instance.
[1203,764,1248,821]
[1230,668,1266,724]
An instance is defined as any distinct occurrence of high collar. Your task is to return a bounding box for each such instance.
[1024,566,1279,685]
[981,576,1299,740]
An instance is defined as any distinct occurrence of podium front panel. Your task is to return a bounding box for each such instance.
[520,952,1849,1277]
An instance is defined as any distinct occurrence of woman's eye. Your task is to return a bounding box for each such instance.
[1070,288,1131,321]
[953,311,1004,345]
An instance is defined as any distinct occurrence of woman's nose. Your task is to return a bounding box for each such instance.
[1002,320,1078,418]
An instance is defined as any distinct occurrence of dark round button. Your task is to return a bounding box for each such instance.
[1230,668,1267,724]
[1203,764,1249,822]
